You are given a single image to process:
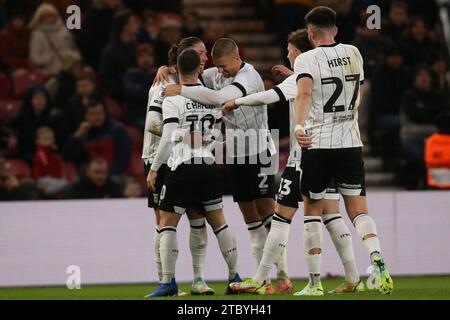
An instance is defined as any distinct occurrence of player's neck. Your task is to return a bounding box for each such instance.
[180,75,198,86]
[314,36,336,48]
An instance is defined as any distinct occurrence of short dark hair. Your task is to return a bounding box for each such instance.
[287,28,313,52]
[305,6,337,29]
[177,49,200,76]
[86,99,105,111]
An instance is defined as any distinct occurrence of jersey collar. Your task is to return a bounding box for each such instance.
[240,62,246,69]
[317,42,340,48]
[184,83,201,87]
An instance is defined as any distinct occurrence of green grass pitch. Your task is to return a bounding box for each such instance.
[1,276,449,300]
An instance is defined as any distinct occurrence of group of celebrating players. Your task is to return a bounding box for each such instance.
[142,6,394,297]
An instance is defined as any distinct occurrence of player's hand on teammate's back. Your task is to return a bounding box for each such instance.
[147,170,157,192]
[295,130,312,149]
[164,84,181,97]
[222,100,238,115]
[153,65,176,85]
[271,65,294,77]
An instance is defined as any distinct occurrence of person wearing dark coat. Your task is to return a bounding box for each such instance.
[67,157,122,199]
[62,100,131,175]
[6,86,61,163]
[98,9,139,100]
[75,0,124,69]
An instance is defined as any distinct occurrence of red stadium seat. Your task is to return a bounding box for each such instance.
[12,71,46,98]
[125,154,145,179]
[104,98,123,121]
[61,161,78,183]
[1,158,31,178]
[0,98,22,123]
[126,126,144,152]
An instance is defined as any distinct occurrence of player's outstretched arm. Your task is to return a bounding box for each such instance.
[165,83,243,106]
[222,89,280,115]
[271,65,294,78]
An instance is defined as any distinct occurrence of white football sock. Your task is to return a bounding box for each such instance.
[214,224,238,280]
[353,214,381,260]
[247,220,268,268]
[154,226,162,281]
[323,213,359,283]
[263,214,289,278]
[189,218,207,279]
[304,216,323,286]
[254,215,291,283]
[159,227,178,284]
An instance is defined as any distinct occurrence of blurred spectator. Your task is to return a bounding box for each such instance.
[351,17,393,79]
[431,53,448,94]
[62,100,131,175]
[369,47,410,160]
[122,176,142,198]
[0,126,18,158]
[75,0,124,69]
[67,157,122,199]
[44,51,84,112]
[7,86,60,162]
[122,43,155,130]
[29,3,80,76]
[316,0,355,43]
[182,10,204,39]
[203,18,226,69]
[64,76,99,138]
[137,10,159,44]
[154,18,182,66]
[400,66,450,188]
[381,0,409,43]
[0,14,30,75]
[98,9,140,100]
[424,111,450,189]
[274,0,312,62]
[399,16,441,68]
[32,126,69,196]
[0,157,40,201]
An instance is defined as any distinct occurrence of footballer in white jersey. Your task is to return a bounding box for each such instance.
[142,74,177,208]
[294,6,393,296]
[164,39,276,205]
[294,42,364,150]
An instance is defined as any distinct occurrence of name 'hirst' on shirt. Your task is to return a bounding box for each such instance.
[327,56,351,69]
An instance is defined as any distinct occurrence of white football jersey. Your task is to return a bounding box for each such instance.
[273,73,302,169]
[294,43,364,149]
[141,74,178,162]
[162,88,222,170]
[203,62,276,157]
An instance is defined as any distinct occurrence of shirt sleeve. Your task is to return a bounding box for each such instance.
[355,47,365,84]
[146,84,164,135]
[293,54,313,80]
[273,74,298,101]
[162,99,180,124]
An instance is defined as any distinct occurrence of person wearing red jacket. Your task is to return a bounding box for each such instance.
[33,126,68,196]
[33,126,63,179]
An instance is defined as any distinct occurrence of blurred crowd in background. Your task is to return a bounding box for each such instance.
[0,0,449,201]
